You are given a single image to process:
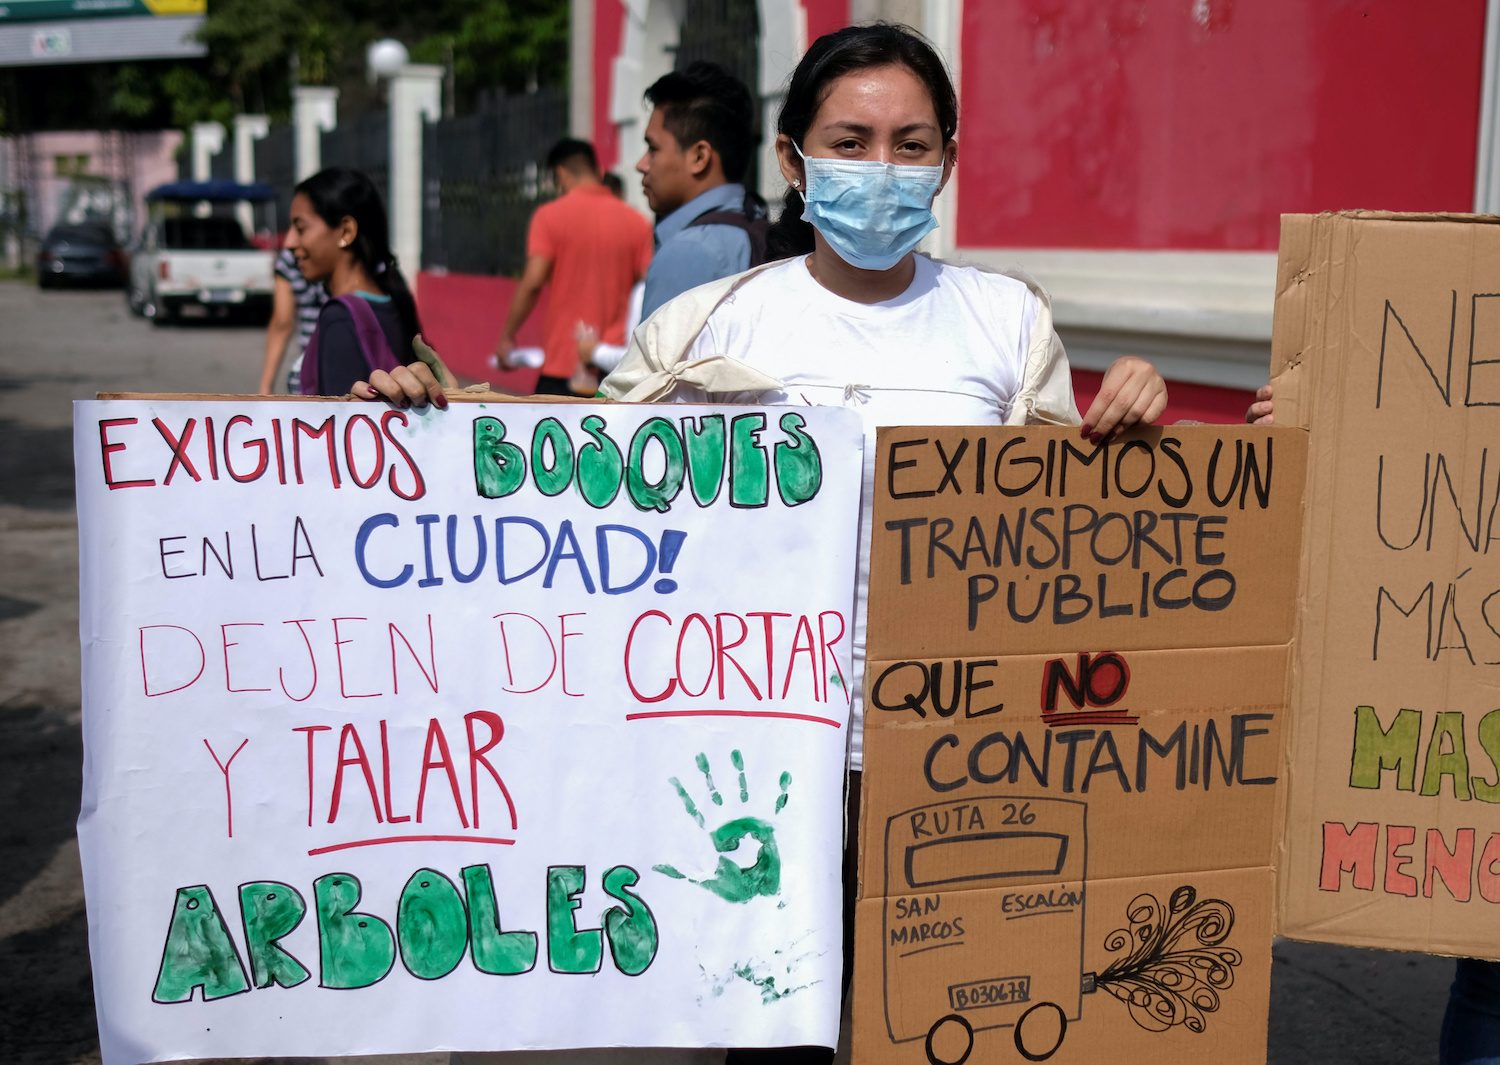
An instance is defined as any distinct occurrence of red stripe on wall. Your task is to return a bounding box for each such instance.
[594,0,627,173]
[803,0,851,45]
[417,272,549,391]
[958,0,1485,251]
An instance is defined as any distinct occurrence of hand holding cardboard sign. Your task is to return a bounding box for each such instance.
[1081,355,1168,441]
[354,361,448,410]
[1245,384,1274,425]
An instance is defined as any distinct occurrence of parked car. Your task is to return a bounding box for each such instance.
[126,180,276,324]
[36,221,126,288]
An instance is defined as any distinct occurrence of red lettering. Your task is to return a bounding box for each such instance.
[99,418,155,489]
[221,622,271,693]
[1424,827,1474,902]
[293,724,331,827]
[1480,834,1500,903]
[344,414,384,489]
[817,611,848,705]
[675,613,714,699]
[1384,824,1419,897]
[493,612,557,694]
[293,416,340,488]
[203,737,249,837]
[332,617,379,699]
[1319,821,1378,891]
[415,718,468,828]
[378,719,412,824]
[140,624,205,696]
[781,614,817,700]
[382,410,427,501]
[279,618,318,702]
[465,711,516,831]
[558,612,585,697]
[624,610,675,704]
[152,417,201,484]
[715,613,761,700]
[224,415,270,483]
[389,615,439,695]
[328,723,383,824]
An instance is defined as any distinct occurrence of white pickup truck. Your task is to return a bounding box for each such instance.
[126,181,276,325]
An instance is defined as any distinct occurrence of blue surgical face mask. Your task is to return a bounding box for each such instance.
[794,142,944,271]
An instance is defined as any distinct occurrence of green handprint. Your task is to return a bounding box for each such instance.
[654,750,793,904]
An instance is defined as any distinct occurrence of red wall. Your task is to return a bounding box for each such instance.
[594,0,627,172]
[417,272,549,392]
[803,0,850,45]
[958,1,1486,250]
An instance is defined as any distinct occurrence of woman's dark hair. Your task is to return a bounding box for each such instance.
[293,167,422,354]
[767,22,959,260]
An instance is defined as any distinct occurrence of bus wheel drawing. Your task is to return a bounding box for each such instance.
[1013,1002,1067,1062]
[923,1012,973,1065]
[1093,885,1242,1034]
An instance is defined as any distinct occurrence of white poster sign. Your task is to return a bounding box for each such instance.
[74,399,863,1065]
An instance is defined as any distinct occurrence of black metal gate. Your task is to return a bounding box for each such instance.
[420,86,569,276]
[319,111,390,208]
[674,0,761,189]
[253,123,296,230]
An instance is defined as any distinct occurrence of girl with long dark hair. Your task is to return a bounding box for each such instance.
[287,167,431,399]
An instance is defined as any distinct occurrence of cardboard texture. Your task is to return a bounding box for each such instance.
[855,425,1306,1065]
[1273,212,1500,957]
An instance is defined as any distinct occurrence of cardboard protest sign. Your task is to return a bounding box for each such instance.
[73,398,862,1064]
[854,425,1306,1065]
[1273,212,1500,957]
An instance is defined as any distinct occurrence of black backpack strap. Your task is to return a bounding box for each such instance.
[687,192,770,267]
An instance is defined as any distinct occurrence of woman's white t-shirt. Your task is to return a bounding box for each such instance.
[665,253,1045,770]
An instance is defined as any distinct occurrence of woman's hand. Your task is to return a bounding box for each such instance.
[352,362,449,409]
[1246,384,1274,425]
[1081,355,1168,441]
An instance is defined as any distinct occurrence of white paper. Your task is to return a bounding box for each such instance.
[74,399,863,1065]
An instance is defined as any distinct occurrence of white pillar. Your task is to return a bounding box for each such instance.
[232,114,269,234]
[190,121,225,182]
[1476,0,1500,212]
[292,85,339,182]
[922,0,962,259]
[571,0,595,140]
[388,64,442,288]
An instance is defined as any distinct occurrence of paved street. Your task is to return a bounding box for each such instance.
[0,282,1457,1064]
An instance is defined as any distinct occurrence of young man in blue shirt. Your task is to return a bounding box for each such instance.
[635,61,766,320]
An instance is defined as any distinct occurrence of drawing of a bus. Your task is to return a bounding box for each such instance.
[881,795,1088,1063]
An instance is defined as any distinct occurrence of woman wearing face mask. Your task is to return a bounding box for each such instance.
[365,23,1167,1065]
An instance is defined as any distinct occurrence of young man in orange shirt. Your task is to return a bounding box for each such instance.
[494,138,652,395]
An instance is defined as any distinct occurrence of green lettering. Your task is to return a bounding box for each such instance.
[576,414,624,507]
[152,885,249,1003]
[530,418,575,497]
[1472,709,1500,803]
[314,872,396,989]
[239,882,310,990]
[729,413,769,508]
[397,868,470,980]
[681,415,727,506]
[546,865,602,973]
[463,864,538,974]
[474,417,526,498]
[626,417,685,513]
[1421,711,1473,799]
[601,865,658,976]
[773,412,822,506]
[1349,705,1420,791]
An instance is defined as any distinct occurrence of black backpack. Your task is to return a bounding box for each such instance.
[686,190,770,267]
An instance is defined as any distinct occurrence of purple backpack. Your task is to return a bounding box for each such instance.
[299,294,402,395]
